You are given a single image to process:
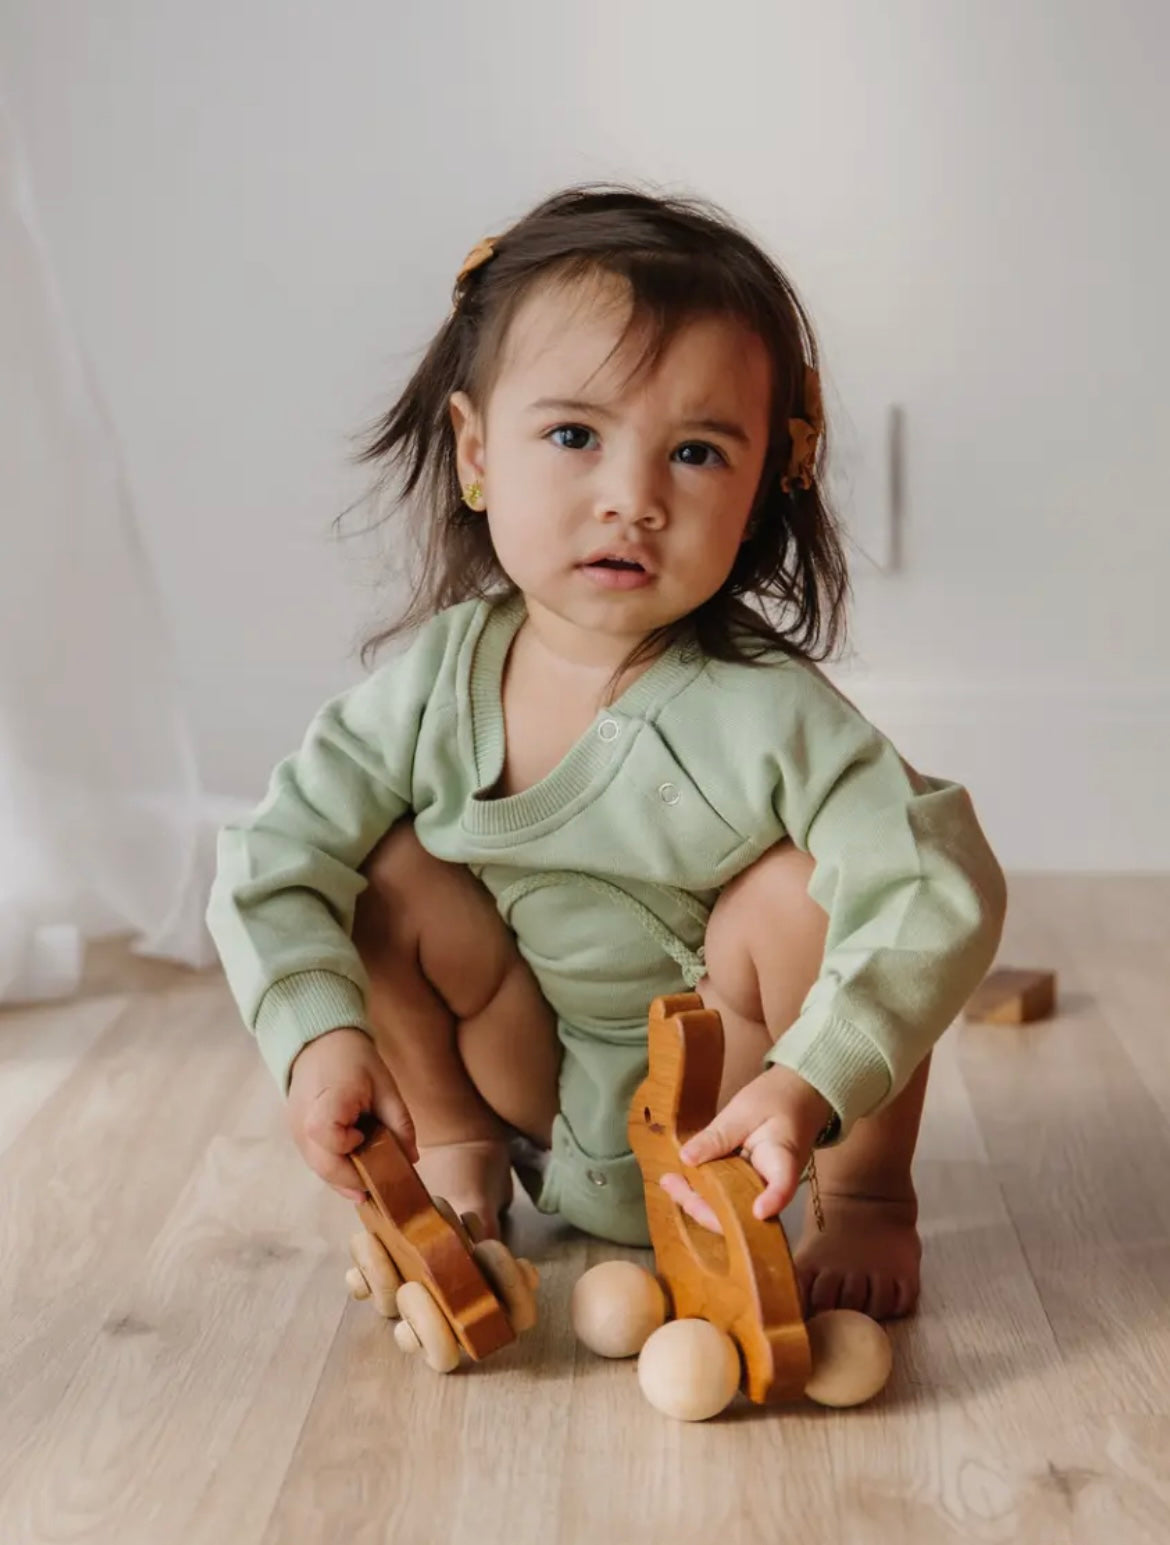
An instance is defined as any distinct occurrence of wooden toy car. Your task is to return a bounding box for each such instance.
[344,1119,539,1373]
[570,994,894,1420]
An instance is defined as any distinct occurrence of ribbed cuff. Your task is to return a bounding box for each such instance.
[764,1012,892,1143]
[254,970,371,1094]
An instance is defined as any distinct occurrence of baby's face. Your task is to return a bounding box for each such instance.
[450,273,771,665]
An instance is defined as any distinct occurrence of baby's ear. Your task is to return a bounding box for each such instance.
[448,391,485,483]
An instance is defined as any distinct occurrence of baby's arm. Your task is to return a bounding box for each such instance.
[760,666,1008,1139]
[205,612,466,1155]
[677,665,1005,1215]
[207,675,412,1091]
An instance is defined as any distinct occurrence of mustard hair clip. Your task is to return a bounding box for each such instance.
[451,235,499,310]
[781,366,823,494]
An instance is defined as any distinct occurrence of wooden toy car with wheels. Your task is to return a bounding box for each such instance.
[344,1119,539,1373]
[573,993,893,1420]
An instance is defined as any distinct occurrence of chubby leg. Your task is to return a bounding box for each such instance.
[352,819,560,1237]
[668,840,925,1320]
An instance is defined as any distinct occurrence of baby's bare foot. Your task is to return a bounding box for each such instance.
[415,1138,514,1241]
[794,1185,921,1322]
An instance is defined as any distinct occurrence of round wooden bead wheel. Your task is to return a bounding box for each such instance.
[803,1309,893,1408]
[430,1195,490,1248]
[431,1196,475,1251]
[570,1261,668,1359]
[347,1230,402,1317]
[471,1240,539,1334]
[394,1280,462,1372]
[637,1318,742,1422]
[460,1210,488,1244]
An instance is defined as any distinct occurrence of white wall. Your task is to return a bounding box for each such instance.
[2,0,1167,868]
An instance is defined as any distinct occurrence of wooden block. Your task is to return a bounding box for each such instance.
[964,968,1057,1025]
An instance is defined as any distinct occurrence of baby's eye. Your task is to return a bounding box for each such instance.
[548,424,598,451]
[674,441,727,468]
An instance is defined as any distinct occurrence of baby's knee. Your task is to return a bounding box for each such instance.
[357,819,525,1019]
[703,841,825,1020]
[354,819,427,952]
[354,817,474,963]
[359,816,429,896]
[358,818,485,924]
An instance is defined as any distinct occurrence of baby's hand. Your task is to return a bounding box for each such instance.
[286,1027,418,1202]
[663,1064,833,1226]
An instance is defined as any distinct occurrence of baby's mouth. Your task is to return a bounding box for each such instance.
[578,552,657,590]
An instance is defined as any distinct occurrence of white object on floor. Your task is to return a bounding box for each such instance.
[0,908,83,1004]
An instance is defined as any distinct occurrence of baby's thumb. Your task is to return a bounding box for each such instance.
[678,1112,745,1168]
[368,1066,418,1165]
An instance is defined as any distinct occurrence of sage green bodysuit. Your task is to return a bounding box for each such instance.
[207,594,1005,1244]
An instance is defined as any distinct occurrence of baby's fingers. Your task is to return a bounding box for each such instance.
[294,1092,372,1198]
[369,1077,418,1165]
[660,1172,724,1233]
[743,1136,805,1220]
[301,1089,366,1156]
[296,1135,367,1202]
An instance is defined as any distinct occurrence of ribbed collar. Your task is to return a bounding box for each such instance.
[461,593,703,838]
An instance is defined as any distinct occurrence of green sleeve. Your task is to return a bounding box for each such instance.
[205,612,459,1094]
[761,666,1007,1140]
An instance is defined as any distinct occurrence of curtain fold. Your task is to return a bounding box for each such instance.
[0,95,215,1003]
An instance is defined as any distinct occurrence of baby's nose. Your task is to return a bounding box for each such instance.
[595,468,668,528]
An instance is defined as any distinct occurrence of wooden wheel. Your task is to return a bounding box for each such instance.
[395,1280,461,1372]
[471,1240,539,1334]
[347,1230,402,1317]
[431,1196,475,1251]
[803,1310,893,1408]
[349,1123,515,1361]
[460,1210,488,1244]
[637,1319,742,1421]
[570,1260,667,1358]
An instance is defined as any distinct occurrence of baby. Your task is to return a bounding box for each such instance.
[207,185,1006,1321]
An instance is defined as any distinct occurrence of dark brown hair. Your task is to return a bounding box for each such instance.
[343,183,850,673]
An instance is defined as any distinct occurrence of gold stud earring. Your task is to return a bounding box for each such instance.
[464,480,484,511]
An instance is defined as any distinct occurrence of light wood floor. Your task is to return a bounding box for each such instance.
[2,877,1169,1544]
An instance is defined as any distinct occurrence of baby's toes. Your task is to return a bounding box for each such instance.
[838,1271,873,1313]
[865,1273,900,1320]
[807,1268,844,1315]
[891,1273,920,1319]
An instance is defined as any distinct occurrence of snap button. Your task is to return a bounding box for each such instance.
[598,718,620,742]
[658,781,681,805]
[586,1168,608,1187]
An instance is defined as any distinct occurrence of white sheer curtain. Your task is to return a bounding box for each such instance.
[0,97,215,1003]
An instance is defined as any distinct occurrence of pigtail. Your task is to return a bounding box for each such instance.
[358,314,464,506]
[344,303,513,668]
